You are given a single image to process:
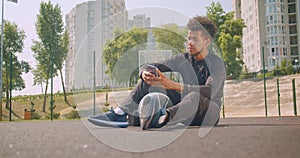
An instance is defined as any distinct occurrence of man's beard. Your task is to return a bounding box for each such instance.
[190,47,204,57]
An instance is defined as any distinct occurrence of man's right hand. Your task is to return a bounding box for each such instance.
[142,71,157,85]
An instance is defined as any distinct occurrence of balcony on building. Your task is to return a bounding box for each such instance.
[289,25,297,35]
[288,4,296,13]
[290,36,298,45]
[288,14,297,24]
[288,0,296,3]
[291,46,299,56]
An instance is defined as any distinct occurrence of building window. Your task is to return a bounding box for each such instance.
[283,48,287,55]
[274,26,278,34]
[273,4,277,13]
[271,37,275,45]
[268,5,272,14]
[281,4,284,12]
[278,37,282,45]
[270,26,274,34]
[274,15,277,23]
[271,48,275,56]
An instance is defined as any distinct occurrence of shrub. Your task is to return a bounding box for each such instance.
[45,112,60,119]
[257,71,274,79]
[65,110,80,119]
[102,107,110,113]
[31,112,41,120]
[104,102,109,106]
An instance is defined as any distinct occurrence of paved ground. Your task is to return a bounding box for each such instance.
[1,116,300,158]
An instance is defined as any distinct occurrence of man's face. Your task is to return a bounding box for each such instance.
[187,30,209,55]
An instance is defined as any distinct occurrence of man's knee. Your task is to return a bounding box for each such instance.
[184,91,201,105]
[201,103,220,126]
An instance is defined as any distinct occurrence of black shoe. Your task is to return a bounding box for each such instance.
[88,108,128,128]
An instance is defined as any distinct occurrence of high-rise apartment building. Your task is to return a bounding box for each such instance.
[65,0,127,91]
[127,14,151,29]
[233,0,300,72]
[127,14,155,50]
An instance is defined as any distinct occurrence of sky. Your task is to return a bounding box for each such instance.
[4,0,233,96]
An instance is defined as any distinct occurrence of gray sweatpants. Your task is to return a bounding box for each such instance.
[120,81,220,126]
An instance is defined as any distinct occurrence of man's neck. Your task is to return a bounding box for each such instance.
[193,49,208,61]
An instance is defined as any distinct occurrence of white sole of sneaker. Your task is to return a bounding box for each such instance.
[87,117,129,128]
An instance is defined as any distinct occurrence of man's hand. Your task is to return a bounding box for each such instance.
[142,71,156,84]
[142,69,183,92]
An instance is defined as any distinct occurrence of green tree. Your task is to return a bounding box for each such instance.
[274,58,294,76]
[103,28,148,86]
[55,30,70,105]
[32,40,54,112]
[285,60,294,75]
[32,63,47,94]
[239,66,254,79]
[152,24,187,54]
[206,2,226,45]
[2,21,30,108]
[32,1,64,112]
[206,2,245,79]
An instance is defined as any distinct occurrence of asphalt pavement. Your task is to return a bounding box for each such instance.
[0,116,300,158]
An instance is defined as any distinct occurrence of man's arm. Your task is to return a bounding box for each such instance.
[181,78,212,99]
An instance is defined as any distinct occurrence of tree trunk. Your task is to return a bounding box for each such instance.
[42,80,49,112]
[59,69,70,106]
[40,82,44,95]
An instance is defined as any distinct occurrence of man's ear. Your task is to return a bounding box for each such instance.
[205,38,211,46]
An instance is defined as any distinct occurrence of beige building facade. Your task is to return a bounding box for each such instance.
[233,0,300,72]
[65,0,127,91]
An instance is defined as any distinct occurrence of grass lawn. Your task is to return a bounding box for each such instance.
[1,93,78,121]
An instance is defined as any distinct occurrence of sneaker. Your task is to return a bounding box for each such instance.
[158,110,169,126]
[88,108,128,128]
[127,110,140,126]
[138,92,170,130]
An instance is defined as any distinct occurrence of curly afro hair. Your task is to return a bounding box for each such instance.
[187,16,217,38]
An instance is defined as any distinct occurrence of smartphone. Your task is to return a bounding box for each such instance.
[146,64,158,76]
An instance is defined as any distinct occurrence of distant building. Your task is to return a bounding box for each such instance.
[127,14,151,29]
[127,14,155,50]
[139,50,172,66]
[233,0,300,72]
[65,0,127,91]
